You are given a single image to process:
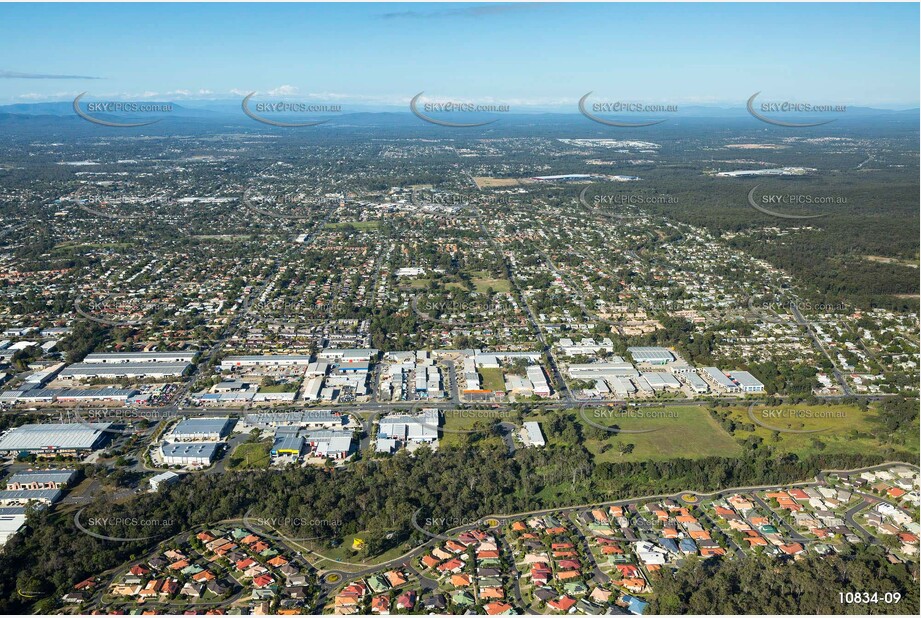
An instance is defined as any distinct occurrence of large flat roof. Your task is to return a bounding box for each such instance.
[161,442,221,458]
[171,417,235,437]
[0,423,110,452]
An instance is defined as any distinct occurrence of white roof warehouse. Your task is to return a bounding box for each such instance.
[0,423,111,455]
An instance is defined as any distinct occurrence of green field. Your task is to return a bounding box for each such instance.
[440,410,508,449]
[533,405,744,463]
[227,440,272,470]
[324,221,380,231]
[478,367,506,391]
[471,271,511,293]
[722,403,918,457]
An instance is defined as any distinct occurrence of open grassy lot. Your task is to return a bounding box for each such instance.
[472,276,511,293]
[227,440,272,470]
[478,367,506,391]
[324,221,380,231]
[440,409,507,449]
[720,403,918,457]
[531,405,743,463]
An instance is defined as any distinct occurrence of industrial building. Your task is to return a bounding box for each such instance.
[729,370,766,393]
[169,417,235,442]
[523,421,546,447]
[526,365,552,397]
[701,367,741,393]
[59,362,191,380]
[220,355,313,370]
[3,469,77,490]
[377,409,440,450]
[627,347,675,365]
[83,352,196,364]
[0,423,111,456]
[160,442,222,466]
[242,410,347,430]
[149,471,180,492]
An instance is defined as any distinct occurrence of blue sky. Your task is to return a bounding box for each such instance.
[0,2,918,107]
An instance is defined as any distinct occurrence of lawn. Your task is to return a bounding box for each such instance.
[227,440,272,470]
[473,276,511,294]
[532,405,744,463]
[478,367,506,391]
[440,409,508,449]
[720,403,918,457]
[324,221,380,231]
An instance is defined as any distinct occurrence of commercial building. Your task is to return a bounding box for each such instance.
[3,469,77,490]
[640,372,681,391]
[729,370,765,393]
[568,361,639,380]
[303,430,353,459]
[83,352,196,364]
[0,507,27,546]
[59,362,191,380]
[243,410,347,430]
[160,442,222,466]
[701,367,740,393]
[558,338,614,357]
[526,366,552,397]
[523,421,545,447]
[627,347,675,365]
[149,471,180,492]
[220,355,313,370]
[271,434,305,456]
[684,372,710,394]
[316,348,378,363]
[0,423,111,456]
[378,409,440,445]
[169,417,235,442]
[0,488,63,506]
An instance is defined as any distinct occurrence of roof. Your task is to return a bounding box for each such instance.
[171,417,235,438]
[0,423,110,451]
[627,346,675,362]
[0,488,63,503]
[59,362,190,377]
[730,370,765,389]
[5,469,77,485]
[161,442,221,459]
[272,435,304,454]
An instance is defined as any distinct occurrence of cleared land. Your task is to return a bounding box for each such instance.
[227,440,272,470]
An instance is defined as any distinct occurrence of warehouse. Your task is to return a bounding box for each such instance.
[244,410,347,430]
[83,352,196,364]
[302,430,353,459]
[729,370,765,393]
[271,434,305,456]
[3,469,77,490]
[640,372,681,391]
[0,488,63,506]
[527,365,552,397]
[169,417,235,442]
[59,362,191,380]
[160,442,222,466]
[378,409,440,444]
[627,347,675,365]
[701,367,741,393]
[568,361,639,380]
[220,355,313,370]
[316,348,378,363]
[523,421,546,447]
[684,372,710,394]
[0,422,111,456]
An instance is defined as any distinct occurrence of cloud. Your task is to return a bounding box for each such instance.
[380,3,544,20]
[0,69,102,80]
[267,84,299,96]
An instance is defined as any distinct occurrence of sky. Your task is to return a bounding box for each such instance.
[0,2,918,108]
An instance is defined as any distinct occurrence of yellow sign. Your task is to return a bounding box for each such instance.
[352,538,365,550]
